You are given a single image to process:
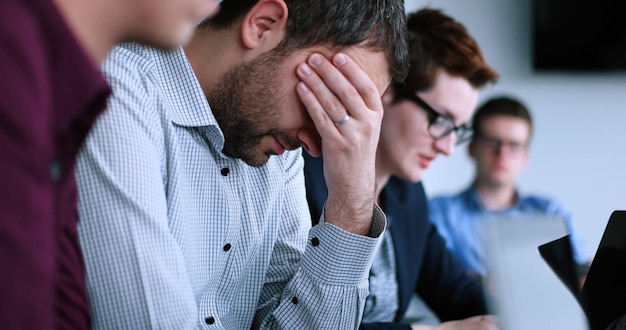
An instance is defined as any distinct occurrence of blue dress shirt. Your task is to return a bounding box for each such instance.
[429,186,589,276]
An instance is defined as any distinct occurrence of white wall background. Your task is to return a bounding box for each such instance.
[405,0,626,257]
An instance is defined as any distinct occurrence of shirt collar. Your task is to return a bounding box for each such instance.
[153,47,219,129]
[149,46,228,152]
[465,184,522,212]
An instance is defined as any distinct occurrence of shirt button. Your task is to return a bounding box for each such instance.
[291,297,298,304]
[311,237,320,246]
[220,167,230,176]
[223,243,231,252]
[50,159,62,180]
[205,316,215,325]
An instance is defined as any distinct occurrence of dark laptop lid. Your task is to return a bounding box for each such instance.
[538,234,592,327]
[580,210,626,330]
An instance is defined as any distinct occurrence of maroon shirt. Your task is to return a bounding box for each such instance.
[0,0,110,328]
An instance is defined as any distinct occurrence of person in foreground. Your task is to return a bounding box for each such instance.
[304,8,499,330]
[429,96,590,283]
[75,0,408,328]
[0,0,219,328]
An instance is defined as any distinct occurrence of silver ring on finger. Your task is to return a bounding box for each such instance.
[334,114,351,127]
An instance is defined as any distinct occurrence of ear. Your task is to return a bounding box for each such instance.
[241,0,288,51]
[468,140,476,159]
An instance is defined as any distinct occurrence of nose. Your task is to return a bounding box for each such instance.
[433,133,455,156]
[494,145,505,156]
[297,129,322,157]
[494,143,514,157]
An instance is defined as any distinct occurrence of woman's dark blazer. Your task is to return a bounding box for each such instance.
[303,153,488,330]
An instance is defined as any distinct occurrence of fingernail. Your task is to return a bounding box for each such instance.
[334,53,347,65]
[310,54,322,66]
[299,64,311,76]
[297,82,309,93]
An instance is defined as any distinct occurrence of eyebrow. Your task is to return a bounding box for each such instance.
[414,93,460,123]
[479,134,528,144]
[437,107,457,122]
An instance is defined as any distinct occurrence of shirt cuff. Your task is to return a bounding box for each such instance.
[302,204,386,285]
[317,203,386,238]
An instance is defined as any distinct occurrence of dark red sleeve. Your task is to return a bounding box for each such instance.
[0,3,56,329]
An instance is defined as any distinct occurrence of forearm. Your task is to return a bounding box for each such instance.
[324,194,375,236]
[254,208,385,329]
[296,53,383,237]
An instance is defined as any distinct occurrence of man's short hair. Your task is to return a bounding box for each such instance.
[201,0,409,83]
[471,96,533,141]
[395,8,498,95]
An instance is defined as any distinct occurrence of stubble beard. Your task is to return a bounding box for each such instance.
[207,51,290,167]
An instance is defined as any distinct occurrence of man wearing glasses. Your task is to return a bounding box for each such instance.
[304,9,500,329]
[429,96,591,283]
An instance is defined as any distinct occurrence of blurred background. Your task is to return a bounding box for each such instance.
[405,0,626,258]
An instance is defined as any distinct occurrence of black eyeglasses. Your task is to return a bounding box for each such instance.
[397,91,472,145]
[475,135,528,155]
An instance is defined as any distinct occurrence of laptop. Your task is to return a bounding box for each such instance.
[580,210,626,330]
[483,214,588,330]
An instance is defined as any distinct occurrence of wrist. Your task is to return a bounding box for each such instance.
[323,196,373,235]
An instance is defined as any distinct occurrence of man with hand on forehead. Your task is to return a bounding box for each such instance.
[75,0,408,328]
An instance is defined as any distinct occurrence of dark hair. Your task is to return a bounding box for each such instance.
[471,96,533,141]
[394,8,498,96]
[200,0,409,82]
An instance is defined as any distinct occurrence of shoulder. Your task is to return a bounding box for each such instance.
[0,1,43,37]
[0,1,62,115]
[388,177,423,194]
[0,1,48,73]
[101,43,171,123]
[103,43,159,85]
[89,44,175,160]
[429,190,464,208]
[378,178,427,210]
[428,190,472,226]
[0,1,37,32]
[519,193,565,212]
[520,194,550,205]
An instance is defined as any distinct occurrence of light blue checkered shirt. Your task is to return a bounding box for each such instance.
[76,43,385,330]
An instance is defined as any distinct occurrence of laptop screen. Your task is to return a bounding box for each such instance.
[483,215,588,330]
